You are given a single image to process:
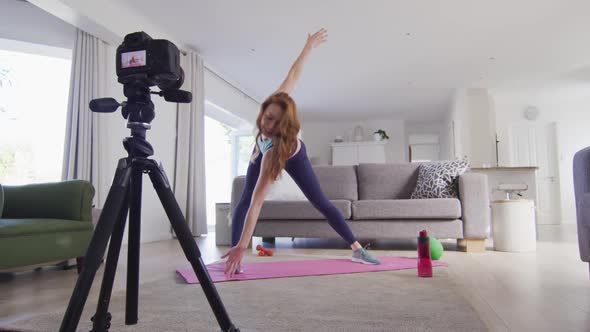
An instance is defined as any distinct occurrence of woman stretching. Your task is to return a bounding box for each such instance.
[222,28,380,278]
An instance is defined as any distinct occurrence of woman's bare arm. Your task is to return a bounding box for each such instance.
[274,28,328,95]
[235,149,275,248]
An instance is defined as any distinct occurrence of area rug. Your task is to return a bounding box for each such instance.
[5,264,486,331]
[177,256,448,283]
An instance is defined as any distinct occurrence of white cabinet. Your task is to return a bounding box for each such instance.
[331,141,386,165]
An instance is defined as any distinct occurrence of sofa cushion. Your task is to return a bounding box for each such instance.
[0,223,93,269]
[357,163,421,200]
[259,200,352,220]
[411,160,469,199]
[352,199,461,220]
[312,165,358,201]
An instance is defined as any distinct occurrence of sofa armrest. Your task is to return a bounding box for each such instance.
[1,180,95,221]
[458,173,490,239]
[576,193,590,263]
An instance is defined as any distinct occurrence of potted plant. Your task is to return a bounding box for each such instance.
[373,129,389,141]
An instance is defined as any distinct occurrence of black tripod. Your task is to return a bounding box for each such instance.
[59,84,239,332]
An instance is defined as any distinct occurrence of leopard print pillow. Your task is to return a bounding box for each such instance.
[410,159,470,199]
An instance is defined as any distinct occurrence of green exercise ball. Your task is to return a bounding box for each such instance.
[430,236,444,260]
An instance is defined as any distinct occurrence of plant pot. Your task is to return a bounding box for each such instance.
[373,133,383,141]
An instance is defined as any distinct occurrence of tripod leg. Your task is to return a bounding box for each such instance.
[60,158,133,332]
[126,166,143,325]
[91,190,130,332]
[146,161,240,332]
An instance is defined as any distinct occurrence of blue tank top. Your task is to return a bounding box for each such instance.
[258,136,274,154]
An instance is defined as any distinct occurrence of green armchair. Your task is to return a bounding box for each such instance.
[0,180,95,273]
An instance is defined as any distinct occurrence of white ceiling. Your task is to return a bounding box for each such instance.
[120,0,590,121]
[492,65,590,105]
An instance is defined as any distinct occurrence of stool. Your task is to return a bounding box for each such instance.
[491,199,536,252]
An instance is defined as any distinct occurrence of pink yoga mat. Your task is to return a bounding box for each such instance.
[176,256,447,284]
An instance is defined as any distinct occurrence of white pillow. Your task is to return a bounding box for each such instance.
[265,170,307,201]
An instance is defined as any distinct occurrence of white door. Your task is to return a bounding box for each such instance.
[509,125,537,166]
[535,123,561,224]
[508,123,561,224]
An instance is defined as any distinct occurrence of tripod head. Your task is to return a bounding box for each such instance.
[89,82,192,158]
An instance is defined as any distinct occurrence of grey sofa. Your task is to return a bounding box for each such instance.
[230,163,490,252]
[573,147,590,275]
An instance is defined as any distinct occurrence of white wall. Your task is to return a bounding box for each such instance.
[440,107,454,160]
[0,0,75,49]
[301,118,405,165]
[448,88,497,166]
[468,89,497,167]
[204,69,260,127]
[493,89,590,224]
[405,121,445,161]
[448,89,467,160]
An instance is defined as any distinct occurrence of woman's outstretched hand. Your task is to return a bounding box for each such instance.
[221,245,246,278]
[305,28,328,50]
[274,28,328,95]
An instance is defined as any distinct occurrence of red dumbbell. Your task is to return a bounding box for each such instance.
[256,244,273,256]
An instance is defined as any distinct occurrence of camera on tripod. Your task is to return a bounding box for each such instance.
[89,31,193,158]
[116,31,183,90]
[90,31,191,125]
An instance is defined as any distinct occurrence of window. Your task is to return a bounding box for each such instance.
[204,116,234,226]
[232,132,255,177]
[0,42,71,185]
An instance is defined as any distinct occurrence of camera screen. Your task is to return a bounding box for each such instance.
[121,50,146,68]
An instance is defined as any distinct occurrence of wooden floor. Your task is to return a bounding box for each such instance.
[1,224,588,331]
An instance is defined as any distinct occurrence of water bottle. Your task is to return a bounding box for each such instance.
[417,230,433,278]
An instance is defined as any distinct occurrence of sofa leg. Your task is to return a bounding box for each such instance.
[262,237,275,245]
[457,239,486,252]
[75,256,84,274]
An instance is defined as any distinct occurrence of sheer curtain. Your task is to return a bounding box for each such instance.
[62,29,107,206]
[174,50,208,235]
